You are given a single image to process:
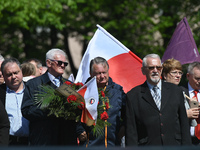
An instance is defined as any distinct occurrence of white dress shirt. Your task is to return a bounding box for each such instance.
[188,83,200,136]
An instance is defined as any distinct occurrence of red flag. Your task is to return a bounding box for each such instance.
[162,17,200,64]
[75,25,145,93]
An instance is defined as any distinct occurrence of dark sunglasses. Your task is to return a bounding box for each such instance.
[50,59,68,67]
[145,66,162,71]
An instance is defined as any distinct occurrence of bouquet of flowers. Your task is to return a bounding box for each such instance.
[34,79,111,136]
[34,81,84,121]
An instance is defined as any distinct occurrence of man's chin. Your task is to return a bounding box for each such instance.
[151,78,160,84]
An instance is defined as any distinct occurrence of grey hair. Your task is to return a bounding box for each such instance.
[1,58,21,75]
[142,54,161,67]
[90,57,109,74]
[187,62,200,74]
[0,54,4,62]
[46,48,67,61]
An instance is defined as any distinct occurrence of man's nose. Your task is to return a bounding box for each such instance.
[100,73,104,77]
[11,74,16,78]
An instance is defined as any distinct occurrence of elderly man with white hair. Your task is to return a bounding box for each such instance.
[21,48,77,146]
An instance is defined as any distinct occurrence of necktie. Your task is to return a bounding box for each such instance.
[194,90,200,139]
[53,78,60,87]
[153,86,161,110]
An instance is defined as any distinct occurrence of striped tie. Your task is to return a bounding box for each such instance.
[153,86,161,110]
[53,78,60,87]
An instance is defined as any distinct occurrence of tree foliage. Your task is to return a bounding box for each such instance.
[0,0,199,77]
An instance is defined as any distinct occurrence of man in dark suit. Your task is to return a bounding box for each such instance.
[186,62,200,145]
[125,54,191,146]
[21,48,78,145]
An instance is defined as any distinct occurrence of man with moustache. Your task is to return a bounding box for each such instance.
[125,54,191,146]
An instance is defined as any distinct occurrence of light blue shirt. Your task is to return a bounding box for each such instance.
[147,80,162,101]
[5,83,29,137]
[48,72,61,87]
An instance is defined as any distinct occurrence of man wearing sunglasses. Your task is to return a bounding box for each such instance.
[21,48,78,145]
[126,54,191,146]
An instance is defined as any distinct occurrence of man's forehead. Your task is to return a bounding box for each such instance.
[192,67,200,76]
[4,62,20,70]
[147,58,161,65]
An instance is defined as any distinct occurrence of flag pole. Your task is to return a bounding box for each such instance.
[103,86,108,148]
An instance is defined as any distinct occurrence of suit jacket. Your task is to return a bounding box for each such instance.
[0,99,9,145]
[125,81,191,146]
[0,84,10,146]
[21,72,78,145]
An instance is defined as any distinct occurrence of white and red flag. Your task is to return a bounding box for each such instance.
[75,24,145,93]
[77,76,99,126]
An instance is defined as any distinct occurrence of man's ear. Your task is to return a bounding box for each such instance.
[186,73,190,80]
[46,59,51,67]
[141,67,145,75]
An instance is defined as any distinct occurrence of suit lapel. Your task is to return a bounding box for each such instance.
[0,84,6,106]
[41,72,57,89]
[141,82,159,110]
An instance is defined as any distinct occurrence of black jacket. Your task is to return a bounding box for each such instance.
[126,81,191,146]
[21,72,78,145]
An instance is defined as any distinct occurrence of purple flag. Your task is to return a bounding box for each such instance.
[162,17,200,64]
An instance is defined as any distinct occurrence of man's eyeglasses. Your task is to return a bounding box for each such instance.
[145,66,162,71]
[50,59,68,67]
[169,71,183,76]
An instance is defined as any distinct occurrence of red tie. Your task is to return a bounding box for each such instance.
[194,90,200,139]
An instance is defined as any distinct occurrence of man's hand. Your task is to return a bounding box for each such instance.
[187,108,199,119]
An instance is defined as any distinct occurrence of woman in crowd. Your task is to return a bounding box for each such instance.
[21,62,36,82]
[162,58,199,127]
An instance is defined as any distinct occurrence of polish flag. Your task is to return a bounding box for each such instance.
[77,76,99,126]
[75,24,145,93]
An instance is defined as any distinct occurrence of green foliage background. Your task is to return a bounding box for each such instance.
[0,0,199,77]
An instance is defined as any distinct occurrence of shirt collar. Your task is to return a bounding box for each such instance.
[147,80,162,90]
[188,82,199,93]
[6,82,25,94]
[48,72,61,83]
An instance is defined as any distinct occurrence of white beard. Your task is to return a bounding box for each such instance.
[150,72,160,84]
[150,77,160,84]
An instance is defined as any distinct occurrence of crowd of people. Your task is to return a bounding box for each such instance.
[0,49,200,147]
